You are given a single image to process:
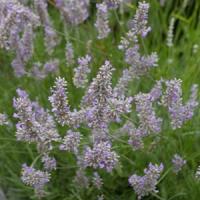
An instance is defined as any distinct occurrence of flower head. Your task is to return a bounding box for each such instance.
[172,154,186,174]
[129,163,164,199]
[84,141,119,172]
[21,164,50,198]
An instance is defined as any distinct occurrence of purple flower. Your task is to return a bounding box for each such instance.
[161,79,198,129]
[127,124,145,150]
[55,0,89,25]
[84,141,119,172]
[81,60,114,134]
[104,0,121,9]
[92,172,103,190]
[0,0,39,49]
[44,59,59,74]
[49,77,86,127]
[128,1,151,37]
[19,24,33,63]
[134,91,162,134]
[21,164,50,198]
[95,3,111,39]
[13,89,60,152]
[41,154,57,171]
[172,154,186,174]
[73,55,92,88]
[129,163,164,199]
[49,77,71,126]
[117,1,158,97]
[65,42,75,66]
[0,0,39,76]
[59,130,81,154]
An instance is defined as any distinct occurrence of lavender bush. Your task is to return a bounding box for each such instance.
[0,0,200,200]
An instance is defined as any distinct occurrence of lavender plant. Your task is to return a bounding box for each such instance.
[0,0,199,199]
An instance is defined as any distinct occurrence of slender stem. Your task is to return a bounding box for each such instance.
[31,154,43,167]
[151,192,166,200]
[157,167,172,184]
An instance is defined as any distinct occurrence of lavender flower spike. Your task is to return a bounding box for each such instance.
[129,1,151,37]
[134,92,162,134]
[73,55,92,88]
[41,154,57,171]
[13,89,60,152]
[21,164,50,198]
[129,163,164,199]
[95,3,111,39]
[59,130,81,154]
[49,77,70,126]
[161,79,198,129]
[172,154,186,174]
[84,141,119,172]
[65,42,75,66]
[55,0,89,25]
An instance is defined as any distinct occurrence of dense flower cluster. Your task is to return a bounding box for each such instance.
[116,1,158,97]
[161,79,198,129]
[82,60,114,133]
[49,77,87,127]
[73,55,92,88]
[95,3,111,39]
[81,60,132,140]
[21,164,50,198]
[129,163,164,199]
[41,154,57,171]
[55,0,89,25]
[0,0,40,76]
[50,60,132,143]
[134,90,162,134]
[122,122,145,150]
[0,0,39,49]
[1,1,198,199]
[59,130,81,154]
[104,0,121,9]
[49,77,71,126]
[128,1,151,37]
[84,141,119,172]
[171,154,186,174]
[13,89,60,152]
[119,81,162,150]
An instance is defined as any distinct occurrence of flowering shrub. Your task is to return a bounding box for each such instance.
[0,0,200,200]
